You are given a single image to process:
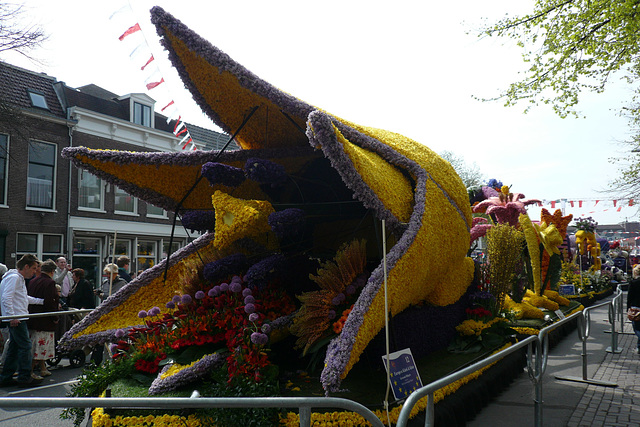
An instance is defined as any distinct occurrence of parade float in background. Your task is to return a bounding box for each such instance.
[57,7,613,427]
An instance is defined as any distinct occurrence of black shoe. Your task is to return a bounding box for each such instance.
[0,378,17,387]
[17,377,42,388]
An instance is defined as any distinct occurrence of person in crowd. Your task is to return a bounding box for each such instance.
[0,254,45,387]
[116,256,132,283]
[24,261,41,286]
[0,263,7,279]
[95,264,128,301]
[627,264,640,354]
[53,257,73,306]
[27,259,59,379]
[69,268,95,310]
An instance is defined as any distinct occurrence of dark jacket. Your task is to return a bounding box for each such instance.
[27,274,59,332]
[68,278,95,309]
[627,277,640,311]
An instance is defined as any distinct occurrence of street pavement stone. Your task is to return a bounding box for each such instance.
[566,325,640,427]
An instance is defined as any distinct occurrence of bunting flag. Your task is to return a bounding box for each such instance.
[110,4,197,151]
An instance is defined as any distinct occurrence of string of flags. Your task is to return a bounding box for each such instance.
[109,4,197,151]
[535,198,635,214]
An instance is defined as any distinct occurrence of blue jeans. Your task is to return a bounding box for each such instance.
[0,322,33,383]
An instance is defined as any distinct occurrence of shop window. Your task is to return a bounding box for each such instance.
[16,233,62,261]
[137,240,156,271]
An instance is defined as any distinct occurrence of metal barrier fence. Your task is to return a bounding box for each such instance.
[0,290,625,427]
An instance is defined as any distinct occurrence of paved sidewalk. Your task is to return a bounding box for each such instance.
[468,293,639,427]
[566,323,640,427]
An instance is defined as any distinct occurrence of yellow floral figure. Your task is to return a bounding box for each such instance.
[211,191,275,249]
[58,6,475,395]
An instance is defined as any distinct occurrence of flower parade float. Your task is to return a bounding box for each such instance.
[56,8,599,427]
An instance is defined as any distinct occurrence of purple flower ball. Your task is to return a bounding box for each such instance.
[110,344,119,353]
[115,329,125,338]
[328,310,336,320]
[138,310,148,319]
[244,303,256,314]
[331,293,346,306]
[149,306,161,316]
[345,285,356,295]
[230,282,242,293]
[231,275,243,283]
[250,332,269,345]
[261,324,271,334]
[182,294,193,304]
[195,290,206,300]
[249,313,259,322]
[172,295,182,304]
[242,288,252,297]
[244,295,256,305]
[208,287,218,297]
[220,283,229,292]
[166,301,175,309]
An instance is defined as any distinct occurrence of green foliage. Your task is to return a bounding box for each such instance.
[480,0,640,117]
[448,321,516,354]
[60,358,135,427]
[197,366,282,427]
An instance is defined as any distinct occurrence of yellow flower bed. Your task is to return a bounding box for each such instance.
[280,343,513,427]
[455,318,505,336]
[92,407,204,427]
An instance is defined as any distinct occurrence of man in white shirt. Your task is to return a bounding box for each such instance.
[53,256,73,305]
[0,254,45,387]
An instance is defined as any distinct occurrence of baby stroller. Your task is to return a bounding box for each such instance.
[47,307,92,369]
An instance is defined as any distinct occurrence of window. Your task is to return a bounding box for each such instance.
[133,102,151,127]
[146,203,166,217]
[73,237,102,290]
[16,233,63,261]
[162,240,182,259]
[137,240,156,271]
[28,90,49,110]
[0,134,7,205]
[79,171,103,210]
[27,141,56,209]
[114,186,137,214]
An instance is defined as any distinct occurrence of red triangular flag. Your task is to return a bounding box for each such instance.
[569,201,574,207]
[579,200,583,208]
[595,200,599,206]
[161,100,175,112]
[617,206,622,212]
[118,23,141,41]
[182,138,193,150]
[145,78,164,90]
[614,200,617,207]
[551,201,556,208]
[630,199,635,206]
[141,55,154,71]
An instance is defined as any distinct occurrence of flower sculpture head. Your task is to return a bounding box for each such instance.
[58,6,477,394]
[472,186,540,227]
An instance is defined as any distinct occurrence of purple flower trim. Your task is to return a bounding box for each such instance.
[250,332,269,345]
[244,254,286,289]
[203,253,249,284]
[230,282,242,293]
[195,291,205,300]
[244,303,256,314]
[57,232,217,352]
[268,208,305,239]
[60,145,317,213]
[181,294,193,304]
[138,310,148,319]
[201,162,245,187]
[180,210,216,233]
[244,157,287,186]
[148,352,225,395]
[150,7,314,139]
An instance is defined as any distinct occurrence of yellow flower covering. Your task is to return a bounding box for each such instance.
[503,295,545,320]
[519,214,542,295]
[543,290,570,306]
[211,190,275,250]
[523,289,560,311]
[91,407,203,427]
[455,318,505,337]
[60,7,476,394]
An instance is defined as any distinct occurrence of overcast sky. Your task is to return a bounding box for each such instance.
[6,0,639,227]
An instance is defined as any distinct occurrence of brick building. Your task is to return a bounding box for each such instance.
[0,61,234,288]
